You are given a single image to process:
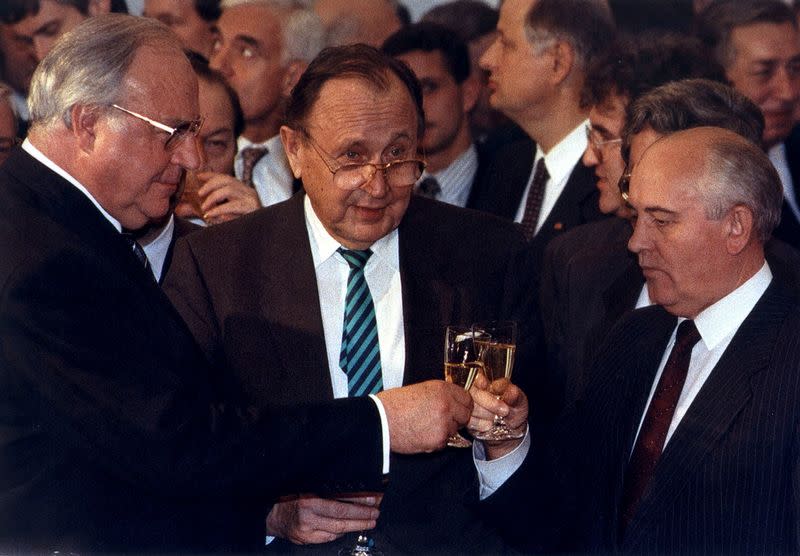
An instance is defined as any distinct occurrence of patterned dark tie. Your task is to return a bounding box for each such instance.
[121,233,155,282]
[416,176,441,199]
[619,319,701,536]
[519,158,549,240]
[240,146,269,187]
[338,248,383,396]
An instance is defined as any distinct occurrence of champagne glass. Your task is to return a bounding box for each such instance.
[472,321,524,442]
[444,326,483,448]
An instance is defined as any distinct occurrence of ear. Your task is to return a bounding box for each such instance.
[280,125,304,178]
[725,204,754,255]
[72,104,101,153]
[460,75,480,114]
[550,40,575,86]
[87,0,111,16]
[281,61,308,98]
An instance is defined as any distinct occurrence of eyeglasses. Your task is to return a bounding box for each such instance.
[302,131,425,190]
[585,123,622,152]
[618,162,632,202]
[110,104,203,150]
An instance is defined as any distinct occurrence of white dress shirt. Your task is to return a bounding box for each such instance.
[235,134,295,208]
[514,121,589,234]
[141,214,175,282]
[304,195,403,472]
[417,144,479,208]
[633,262,772,449]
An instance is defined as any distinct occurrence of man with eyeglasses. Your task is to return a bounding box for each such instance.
[538,35,727,410]
[164,43,537,553]
[0,15,479,554]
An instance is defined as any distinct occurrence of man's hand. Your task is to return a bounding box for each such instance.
[376,380,472,454]
[192,171,262,224]
[266,494,382,545]
[468,373,528,459]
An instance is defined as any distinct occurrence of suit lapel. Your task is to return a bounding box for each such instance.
[536,162,600,242]
[622,284,789,548]
[398,198,455,385]
[254,196,333,401]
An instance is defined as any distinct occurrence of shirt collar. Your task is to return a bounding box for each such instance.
[23,139,122,232]
[236,134,271,151]
[534,120,589,185]
[303,194,399,270]
[691,261,772,350]
[423,144,478,189]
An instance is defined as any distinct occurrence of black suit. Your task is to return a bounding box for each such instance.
[163,194,542,553]
[541,216,800,411]
[0,149,385,553]
[486,283,800,553]
[467,136,607,260]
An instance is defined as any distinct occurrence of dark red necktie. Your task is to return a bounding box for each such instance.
[619,319,701,535]
[519,158,548,240]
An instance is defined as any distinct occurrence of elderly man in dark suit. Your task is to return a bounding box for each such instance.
[164,44,537,553]
[479,126,800,553]
[0,15,474,554]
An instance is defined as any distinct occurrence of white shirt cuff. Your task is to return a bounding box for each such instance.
[369,394,391,474]
[473,425,530,500]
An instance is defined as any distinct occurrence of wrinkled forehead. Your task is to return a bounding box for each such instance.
[122,45,198,107]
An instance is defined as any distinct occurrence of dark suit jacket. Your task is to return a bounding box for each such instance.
[0,149,385,554]
[541,217,800,411]
[467,136,607,261]
[486,284,800,553]
[163,194,542,553]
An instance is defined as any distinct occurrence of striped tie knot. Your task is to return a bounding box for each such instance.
[338,247,382,397]
[338,248,372,270]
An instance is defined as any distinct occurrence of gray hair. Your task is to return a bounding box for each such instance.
[28,14,183,129]
[220,0,324,64]
[697,129,783,242]
[524,0,614,70]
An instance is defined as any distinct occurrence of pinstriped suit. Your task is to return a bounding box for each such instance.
[484,282,800,553]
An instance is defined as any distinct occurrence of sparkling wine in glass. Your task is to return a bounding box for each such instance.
[444,326,482,448]
[472,321,523,442]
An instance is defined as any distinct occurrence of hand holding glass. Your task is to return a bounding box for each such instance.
[444,326,483,448]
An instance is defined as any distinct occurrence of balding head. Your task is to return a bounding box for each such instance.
[627,126,779,317]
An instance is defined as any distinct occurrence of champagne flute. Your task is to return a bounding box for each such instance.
[472,321,523,442]
[444,326,483,448]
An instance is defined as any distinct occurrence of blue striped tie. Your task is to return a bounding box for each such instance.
[338,248,383,396]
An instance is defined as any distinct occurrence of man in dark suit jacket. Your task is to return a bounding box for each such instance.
[470,0,613,259]
[164,44,538,553]
[480,127,800,553]
[542,78,800,410]
[0,16,471,554]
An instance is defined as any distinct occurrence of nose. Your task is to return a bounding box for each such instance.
[582,143,599,167]
[172,135,203,172]
[479,38,498,71]
[33,37,51,62]
[775,66,800,103]
[209,46,232,77]
[362,166,390,198]
[627,215,649,255]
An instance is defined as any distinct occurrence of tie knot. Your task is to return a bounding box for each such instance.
[241,146,269,164]
[417,176,441,198]
[338,247,372,270]
[675,319,701,349]
[534,157,549,181]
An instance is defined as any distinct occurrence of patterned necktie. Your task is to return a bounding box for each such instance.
[121,233,155,282]
[338,248,383,396]
[619,319,701,536]
[519,158,549,240]
[416,176,441,199]
[240,146,269,187]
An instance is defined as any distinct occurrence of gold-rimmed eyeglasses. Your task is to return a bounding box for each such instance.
[110,104,203,150]
[302,131,426,190]
[585,123,622,152]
